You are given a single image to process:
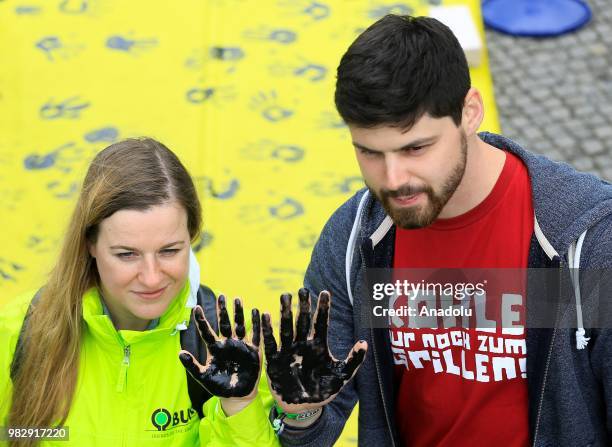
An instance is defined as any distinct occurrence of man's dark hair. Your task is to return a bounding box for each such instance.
[335,15,471,129]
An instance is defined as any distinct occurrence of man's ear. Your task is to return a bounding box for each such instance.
[461,87,484,136]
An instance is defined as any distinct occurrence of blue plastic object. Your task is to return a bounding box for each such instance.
[483,0,592,37]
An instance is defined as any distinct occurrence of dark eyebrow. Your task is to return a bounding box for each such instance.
[353,137,436,153]
[110,241,186,250]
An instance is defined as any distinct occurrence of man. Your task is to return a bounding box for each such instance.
[277,14,612,447]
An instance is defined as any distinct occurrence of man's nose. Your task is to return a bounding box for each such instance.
[384,155,409,191]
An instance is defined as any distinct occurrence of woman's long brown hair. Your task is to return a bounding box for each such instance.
[8,138,201,446]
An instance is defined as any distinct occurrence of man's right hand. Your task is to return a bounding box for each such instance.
[262,288,367,423]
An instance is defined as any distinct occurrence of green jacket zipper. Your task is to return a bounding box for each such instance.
[116,345,131,392]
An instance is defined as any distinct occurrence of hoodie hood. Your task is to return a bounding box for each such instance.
[480,132,612,257]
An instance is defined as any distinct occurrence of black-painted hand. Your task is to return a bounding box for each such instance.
[179,295,261,399]
[262,288,368,412]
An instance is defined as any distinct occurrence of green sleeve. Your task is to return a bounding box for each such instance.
[0,291,34,438]
[198,373,279,447]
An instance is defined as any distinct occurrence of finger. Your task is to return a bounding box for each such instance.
[178,350,206,380]
[234,298,246,340]
[218,295,232,338]
[251,308,261,347]
[313,290,331,344]
[280,293,294,349]
[340,341,368,379]
[295,288,312,342]
[194,305,217,348]
[262,313,278,359]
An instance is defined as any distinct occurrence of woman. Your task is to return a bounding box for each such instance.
[0,138,278,446]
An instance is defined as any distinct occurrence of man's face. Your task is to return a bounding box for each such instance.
[88,201,191,331]
[350,115,467,229]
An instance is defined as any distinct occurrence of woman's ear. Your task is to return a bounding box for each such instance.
[461,87,484,136]
[88,241,97,259]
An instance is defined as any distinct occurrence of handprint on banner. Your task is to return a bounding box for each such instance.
[39,97,90,120]
[0,259,25,283]
[250,91,295,123]
[35,36,84,61]
[58,0,90,14]
[238,197,305,225]
[26,234,60,254]
[317,110,347,130]
[186,85,236,107]
[185,46,245,72]
[367,3,413,19]
[307,175,364,197]
[243,27,297,45]
[192,231,214,253]
[47,180,79,199]
[264,268,305,291]
[23,142,94,173]
[272,229,318,251]
[84,126,119,143]
[195,174,240,200]
[277,0,331,22]
[240,140,305,164]
[15,5,42,14]
[106,34,158,55]
[269,59,327,83]
[0,188,25,211]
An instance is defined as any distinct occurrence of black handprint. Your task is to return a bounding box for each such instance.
[179,296,261,398]
[262,288,367,410]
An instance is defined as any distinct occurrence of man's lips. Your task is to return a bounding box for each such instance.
[389,192,423,206]
[133,286,167,299]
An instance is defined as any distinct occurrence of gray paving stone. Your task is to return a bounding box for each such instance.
[594,126,612,139]
[485,0,611,179]
[594,153,612,168]
[572,157,595,171]
[583,140,605,155]
[602,168,612,181]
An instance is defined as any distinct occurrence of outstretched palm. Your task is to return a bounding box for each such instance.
[262,288,367,412]
[179,295,261,398]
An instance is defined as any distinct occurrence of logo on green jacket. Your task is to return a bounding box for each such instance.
[150,407,196,431]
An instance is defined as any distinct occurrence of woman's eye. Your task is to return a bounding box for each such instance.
[160,248,180,256]
[116,252,136,259]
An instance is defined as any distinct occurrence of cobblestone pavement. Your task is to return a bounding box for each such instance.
[485,0,612,180]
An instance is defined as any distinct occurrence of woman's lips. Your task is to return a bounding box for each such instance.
[134,286,167,300]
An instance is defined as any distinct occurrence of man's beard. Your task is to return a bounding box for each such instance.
[371,131,468,230]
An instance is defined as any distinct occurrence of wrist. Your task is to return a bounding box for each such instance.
[282,408,322,428]
[220,396,256,416]
[272,403,322,431]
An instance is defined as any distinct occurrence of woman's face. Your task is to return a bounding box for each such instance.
[88,201,191,331]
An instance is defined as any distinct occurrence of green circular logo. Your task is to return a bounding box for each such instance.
[151,408,171,431]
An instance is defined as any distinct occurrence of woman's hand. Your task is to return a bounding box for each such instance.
[179,296,262,415]
[262,288,367,417]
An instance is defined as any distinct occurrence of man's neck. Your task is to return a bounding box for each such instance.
[438,135,506,219]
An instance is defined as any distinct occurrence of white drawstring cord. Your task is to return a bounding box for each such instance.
[568,231,589,350]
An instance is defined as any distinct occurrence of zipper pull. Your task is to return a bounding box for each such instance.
[116,345,131,392]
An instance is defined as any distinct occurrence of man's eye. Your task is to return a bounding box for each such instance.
[401,145,426,153]
[360,149,380,157]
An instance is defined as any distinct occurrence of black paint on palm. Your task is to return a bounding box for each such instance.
[262,288,366,404]
[179,295,261,398]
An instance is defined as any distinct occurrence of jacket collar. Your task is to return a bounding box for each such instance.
[82,282,191,346]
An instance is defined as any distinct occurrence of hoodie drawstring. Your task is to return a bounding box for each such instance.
[568,230,589,350]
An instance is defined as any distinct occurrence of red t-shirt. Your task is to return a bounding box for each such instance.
[391,152,533,446]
